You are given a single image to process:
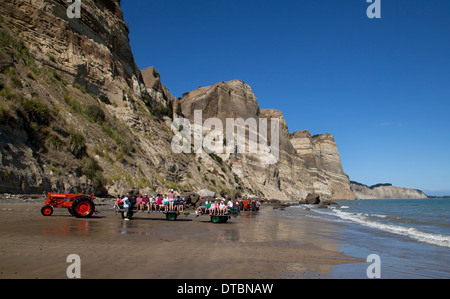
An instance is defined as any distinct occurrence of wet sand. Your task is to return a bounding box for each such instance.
[0,201,363,279]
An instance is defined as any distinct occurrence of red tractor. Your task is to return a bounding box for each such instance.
[41,193,96,218]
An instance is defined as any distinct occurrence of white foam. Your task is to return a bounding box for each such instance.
[314,208,450,248]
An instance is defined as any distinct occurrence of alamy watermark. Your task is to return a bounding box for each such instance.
[171,110,280,165]
[66,254,81,279]
[67,0,81,19]
[366,254,381,278]
[366,0,381,19]
[67,1,380,20]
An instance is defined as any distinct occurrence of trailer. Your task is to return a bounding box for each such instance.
[114,205,183,221]
[193,206,240,223]
[114,205,240,223]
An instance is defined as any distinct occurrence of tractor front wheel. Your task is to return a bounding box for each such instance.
[71,197,95,218]
[41,205,53,216]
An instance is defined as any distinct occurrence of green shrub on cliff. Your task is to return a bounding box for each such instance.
[21,97,54,125]
[69,132,86,159]
[85,104,105,123]
[82,156,106,189]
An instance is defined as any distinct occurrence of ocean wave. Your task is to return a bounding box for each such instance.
[312,208,450,248]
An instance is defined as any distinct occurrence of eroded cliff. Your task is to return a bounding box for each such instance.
[0,0,201,196]
[290,130,356,199]
[0,0,420,201]
[178,80,354,200]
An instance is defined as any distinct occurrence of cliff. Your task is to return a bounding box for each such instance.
[350,182,428,199]
[141,66,176,110]
[0,0,202,196]
[178,80,355,200]
[0,0,147,101]
[290,130,356,200]
[0,0,423,201]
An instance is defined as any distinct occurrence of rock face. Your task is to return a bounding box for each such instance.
[350,182,428,199]
[290,130,356,200]
[0,0,147,102]
[178,80,355,200]
[0,0,423,201]
[141,66,175,109]
[179,80,259,123]
[0,0,183,195]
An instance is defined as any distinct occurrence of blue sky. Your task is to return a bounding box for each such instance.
[121,0,450,196]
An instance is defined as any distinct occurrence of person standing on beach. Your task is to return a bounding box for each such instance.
[122,195,130,220]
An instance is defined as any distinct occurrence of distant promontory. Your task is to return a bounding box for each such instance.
[350,181,428,199]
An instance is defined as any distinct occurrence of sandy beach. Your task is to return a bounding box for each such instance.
[0,200,364,279]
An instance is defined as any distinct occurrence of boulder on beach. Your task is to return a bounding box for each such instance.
[180,192,200,207]
[299,193,321,205]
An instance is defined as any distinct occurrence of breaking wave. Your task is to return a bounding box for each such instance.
[306,206,450,249]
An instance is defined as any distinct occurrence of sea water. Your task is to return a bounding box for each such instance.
[277,199,450,278]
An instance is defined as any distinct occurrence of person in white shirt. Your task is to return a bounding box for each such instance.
[219,201,226,215]
[227,200,233,213]
[122,195,130,220]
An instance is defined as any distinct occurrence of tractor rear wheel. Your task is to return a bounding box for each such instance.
[41,205,53,216]
[71,197,95,218]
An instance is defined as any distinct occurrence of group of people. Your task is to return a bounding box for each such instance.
[114,189,185,219]
[195,197,239,216]
[114,189,259,221]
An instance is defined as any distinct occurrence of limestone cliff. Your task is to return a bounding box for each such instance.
[178,80,356,200]
[0,0,148,102]
[0,0,422,201]
[290,130,356,200]
[141,66,176,110]
[179,80,259,123]
[0,0,211,196]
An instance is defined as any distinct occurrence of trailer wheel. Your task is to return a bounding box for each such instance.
[71,197,95,218]
[166,213,177,221]
[211,215,227,223]
[41,205,53,216]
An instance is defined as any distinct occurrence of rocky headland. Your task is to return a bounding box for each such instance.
[350,182,428,200]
